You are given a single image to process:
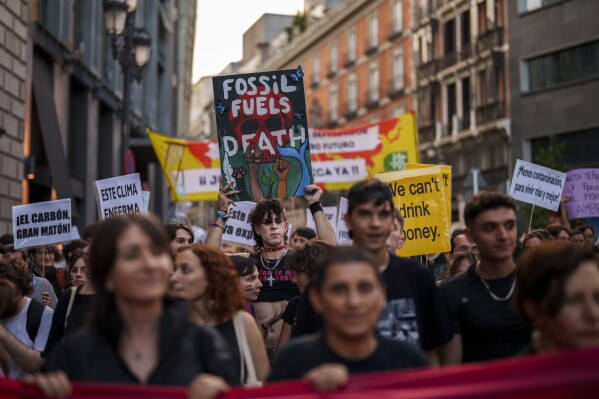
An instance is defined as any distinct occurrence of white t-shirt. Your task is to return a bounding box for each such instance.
[1,297,54,379]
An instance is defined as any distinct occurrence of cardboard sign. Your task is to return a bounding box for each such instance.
[563,168,599,219]
[222,201,257,247]
[336,197,353,246]
[95,173,144,219]
[305,206,338,233]
[310,114,419,190]
[142,191,151,214]
[12,199,72,249]
[71,225,81,241]
[509,159,566,211]
[377,166,451,256]
[212,67,313,202]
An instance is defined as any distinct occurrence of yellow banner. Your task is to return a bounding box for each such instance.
[148,130,222,202]
[377,166,452,256]
[310,113,419,190]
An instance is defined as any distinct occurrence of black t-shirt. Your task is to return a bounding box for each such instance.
[282,296,301,325]
[376,254,453,351]
[439,266,532,363]
[44,286,96,356]
[250,252,299,302]
[290,284,323,338]
[269,333,427,381]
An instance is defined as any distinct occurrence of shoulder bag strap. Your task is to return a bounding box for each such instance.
[63,287,77,332]
[232,311,261,386]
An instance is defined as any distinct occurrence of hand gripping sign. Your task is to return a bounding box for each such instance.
[377,166,452,257]
[509,159,566,212]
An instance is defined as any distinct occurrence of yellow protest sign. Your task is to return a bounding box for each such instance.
[377,166,452,256]
[405,163,452,219]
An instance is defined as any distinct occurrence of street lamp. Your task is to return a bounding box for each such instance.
[103,0,152,174]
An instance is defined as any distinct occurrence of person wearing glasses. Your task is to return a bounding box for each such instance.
[204,182,337,359]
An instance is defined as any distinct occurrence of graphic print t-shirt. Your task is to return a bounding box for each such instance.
[377,254,453,351]
[250,253,299,302]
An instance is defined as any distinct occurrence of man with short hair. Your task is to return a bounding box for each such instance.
[0,261,53,379]
[289,227,316,250]
[440,192,531,363]
[444,228,477,264]
[27,246,63,298]
[164,222,194,257]
[344,180,453,364]
[269,247,426,388]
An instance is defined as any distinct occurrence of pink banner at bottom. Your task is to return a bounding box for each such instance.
[2,347,599,399]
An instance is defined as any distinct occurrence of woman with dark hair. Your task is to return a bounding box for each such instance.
[171,246,269,385]
[30,215,236,399]
[515,242,599,354]
[67,250,87,288]
[230,256,262,316]
[546,224,570,242]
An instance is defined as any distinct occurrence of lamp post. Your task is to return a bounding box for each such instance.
[102,0,152,174]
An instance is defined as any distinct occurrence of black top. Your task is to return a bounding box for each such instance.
[282,296,301,326]
[29,262,62,297]
[376,254,453,351]
[290,285,323,338]
[215,319,243,383]
[43,299,238,386]
[269,333,427,381]
[44,286,96,356]
[250,253,299,302]
[439,266,532,363]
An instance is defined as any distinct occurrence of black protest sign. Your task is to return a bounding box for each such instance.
[212,66,313,201]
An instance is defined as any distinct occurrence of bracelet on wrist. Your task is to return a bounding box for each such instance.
[216,211,229,222]
[309,200,323,215]
[210,223,224,230]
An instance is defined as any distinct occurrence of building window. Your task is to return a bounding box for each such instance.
[391,0,403,33]
[531,128,599,169]
[368,61,379,102]
[478,69,489,105]
[444,19,456,55]
[392,47,404,90]
[478,0,487,34]
[518,0,564,13]
[329,42,338,75]
[446,82,457,132]
[461,10,470,49]
[368,12,378,48]
[347,73,358,112]
[328,84,338,123]
[523,40,599,92]
[347,28,357,63]
[312,55,320,86]
[461,76,471,128]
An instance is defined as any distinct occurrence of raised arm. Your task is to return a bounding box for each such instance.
[204,183,240,248]
[304,184,337,246]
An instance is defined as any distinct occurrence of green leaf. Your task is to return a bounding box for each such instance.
[261,173,269,185]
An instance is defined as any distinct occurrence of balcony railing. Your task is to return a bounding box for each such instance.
[387,21,403,41]
[387,79,405,99]
[344,101,358,120]
[476,101,506,125]
[477,28,504,53]
[418,124,436,144]
[364,89,379,109]
[343,52,356,68]
[417,59,438,82]
[364,38,378,56]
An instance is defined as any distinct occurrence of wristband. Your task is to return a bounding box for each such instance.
[309,201,323,215]
[210,223,224,230]
[216,211,229,222]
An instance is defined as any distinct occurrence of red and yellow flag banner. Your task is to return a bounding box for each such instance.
[148,130,221,202]
[309,113,419,190]
[4,347,599,399]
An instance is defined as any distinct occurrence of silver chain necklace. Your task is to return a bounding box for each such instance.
[479,274,516,302]
[260,249,288,286]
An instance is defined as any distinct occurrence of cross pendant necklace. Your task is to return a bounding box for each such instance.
[260,249,288,287]
[266,273,276,287]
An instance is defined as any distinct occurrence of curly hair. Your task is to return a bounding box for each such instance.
[286,240,333,277]
[248,199,288,249]
[464,192,516,229]
[0,259,33,296]
[184,245,246,323]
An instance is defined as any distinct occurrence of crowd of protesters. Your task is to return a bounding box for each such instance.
[0,180,598,399]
